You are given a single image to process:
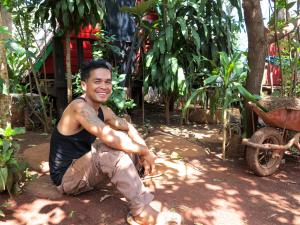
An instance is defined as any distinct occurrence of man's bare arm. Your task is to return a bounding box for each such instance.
[103,106,147,146]
[74,102,148,155]
[103,106,129,131]
[101,105,156,174]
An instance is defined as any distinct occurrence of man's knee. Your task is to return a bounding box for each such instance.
[95,142,128,161]
[92,142,133,175]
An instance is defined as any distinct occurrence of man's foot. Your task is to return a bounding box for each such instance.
[130,204,181,225]
[156,211,181,225]
[133,204,158,225]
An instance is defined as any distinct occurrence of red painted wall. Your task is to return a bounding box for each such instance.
[39,25,98,77]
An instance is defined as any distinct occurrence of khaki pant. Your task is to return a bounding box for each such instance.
[57,141,154,216]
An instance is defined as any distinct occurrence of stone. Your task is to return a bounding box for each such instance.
[22,143,50,173]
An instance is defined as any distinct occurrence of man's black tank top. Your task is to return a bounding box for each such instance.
[49,97,104,186]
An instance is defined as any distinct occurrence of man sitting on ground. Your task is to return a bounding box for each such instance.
[49,59,181,225]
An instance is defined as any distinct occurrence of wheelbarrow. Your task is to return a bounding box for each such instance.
[242,100,300,176]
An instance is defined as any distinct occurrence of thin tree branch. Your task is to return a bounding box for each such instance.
[268,15,300,43]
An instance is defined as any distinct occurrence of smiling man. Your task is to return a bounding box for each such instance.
[49,59,181,225]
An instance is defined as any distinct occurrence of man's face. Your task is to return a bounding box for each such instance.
[81,68,112,103]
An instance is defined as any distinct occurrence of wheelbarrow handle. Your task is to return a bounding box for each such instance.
[242,132,300,151]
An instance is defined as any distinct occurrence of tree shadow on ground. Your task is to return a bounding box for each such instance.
[1,111,300,225]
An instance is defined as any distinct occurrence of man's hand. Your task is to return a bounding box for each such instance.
[140,151,157,175]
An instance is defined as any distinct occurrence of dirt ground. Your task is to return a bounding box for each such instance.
[1,106,300,225]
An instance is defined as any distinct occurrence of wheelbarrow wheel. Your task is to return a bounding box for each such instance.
[246,127,284,176]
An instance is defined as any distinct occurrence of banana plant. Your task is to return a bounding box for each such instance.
[144,0,243,124]
[0,125,25,196]
[183,51,264,159]
[144,0,201,123]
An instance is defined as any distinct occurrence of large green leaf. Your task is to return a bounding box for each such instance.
[112,72,126,85]
[223,52,242,85]
[85,0,91,11]
[159,37,165,54]
[2,149,13,164]
[146,50,154,68]
[112,90,126,109]
[144,75,150,93]
[177,18,188,39]
[234,83,267,112]
[182,87,205,117]
[168,5,175,21]
[219,51,229,67]
[5,39,26,55]
[166,25,173,51]
[286,2,296,10]
[0,26,11,36]
[62,0,68,11]
[170,78,175,92]
[0,126,25,142]
[10,127,26,136]
[163,54,171,73]
[204,75,219,85]
[2,140,10,152]
[68,0,75,12]
[7,158,19,168]
[78,2,85,18]
[177,67,186,95]
[55,2,62,18]
[120,0,157,17]
[190,27,200,51]
[228,0,242,22]
[151,64,158,81]
[164,74,171,92]
[0,167,8,192]
[202,22,208,39]
[62,12,69,27]
[3,126,13,137]
[170,57,178,75]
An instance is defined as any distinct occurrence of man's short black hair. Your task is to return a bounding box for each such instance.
[80,59,112,81]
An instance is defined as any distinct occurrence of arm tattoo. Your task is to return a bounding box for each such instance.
[79,108,102,126]
[111,112,128,128]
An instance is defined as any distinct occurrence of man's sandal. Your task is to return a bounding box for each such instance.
[126,213,140,225]
[126,211,182,225]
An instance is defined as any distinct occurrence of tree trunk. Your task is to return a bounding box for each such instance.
[66,33,72,103]
[242,0,267,136]
[0,7,11,128]
[53,36,67,118]
[222,109,228,160]
[165,96,170,124]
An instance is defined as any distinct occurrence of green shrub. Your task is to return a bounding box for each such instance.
[0,125,26,196]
